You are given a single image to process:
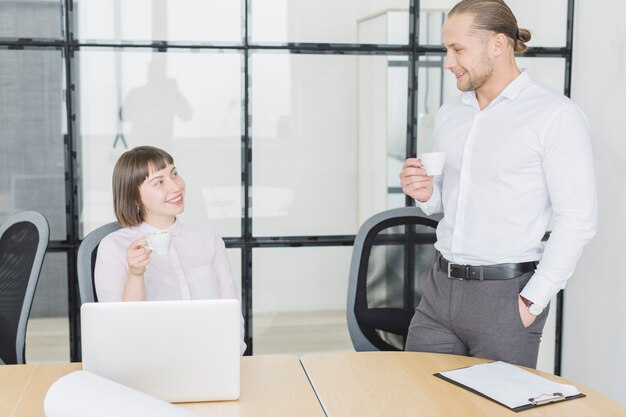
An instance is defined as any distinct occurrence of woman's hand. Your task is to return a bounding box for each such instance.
[126,238,152,278]
[122,239,151,301]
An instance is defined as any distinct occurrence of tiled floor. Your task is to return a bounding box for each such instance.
[25,310,354,363]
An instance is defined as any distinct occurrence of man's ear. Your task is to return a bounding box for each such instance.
[492,32,509,57]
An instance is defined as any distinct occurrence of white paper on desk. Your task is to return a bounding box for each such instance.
[44,371,198,417]
[439,361,580,409]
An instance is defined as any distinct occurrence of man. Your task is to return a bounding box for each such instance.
[400,0,597,368]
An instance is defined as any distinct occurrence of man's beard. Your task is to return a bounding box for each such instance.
[458,50,494,92]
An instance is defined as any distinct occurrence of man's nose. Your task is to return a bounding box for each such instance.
[443,53,455,70]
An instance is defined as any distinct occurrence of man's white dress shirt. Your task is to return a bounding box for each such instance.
[417,70,597,308]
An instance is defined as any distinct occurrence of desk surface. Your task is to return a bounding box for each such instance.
[1,355,324,417]
[4,352,625,417]
[300,352,626,417]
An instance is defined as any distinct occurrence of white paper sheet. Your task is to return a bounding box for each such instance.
[44,371,199,417]
[439,361,581,409]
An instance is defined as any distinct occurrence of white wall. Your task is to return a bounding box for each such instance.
[564,0,626,406]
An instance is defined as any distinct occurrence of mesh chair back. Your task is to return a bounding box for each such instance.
[0,211,49,364]
[77,222,121,304]
[347,207,438,351]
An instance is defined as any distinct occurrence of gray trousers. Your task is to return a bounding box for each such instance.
[405,261,550,368]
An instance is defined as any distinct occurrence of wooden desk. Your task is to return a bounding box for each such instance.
[300,352,626,417]
[1,355,324,417]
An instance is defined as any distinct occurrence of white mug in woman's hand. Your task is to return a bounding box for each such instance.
[145,231,171,255]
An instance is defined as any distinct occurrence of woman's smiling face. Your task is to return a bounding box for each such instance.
[138,163,185,227]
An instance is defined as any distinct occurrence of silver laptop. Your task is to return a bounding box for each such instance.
[81,299,240,403]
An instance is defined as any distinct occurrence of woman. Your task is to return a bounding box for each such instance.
[94,146,246,354]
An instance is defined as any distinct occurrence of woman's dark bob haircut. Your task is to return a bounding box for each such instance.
[112,146,174,227]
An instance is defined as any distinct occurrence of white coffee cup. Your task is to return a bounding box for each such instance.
[419,152,446,176]
[145,230,171,255]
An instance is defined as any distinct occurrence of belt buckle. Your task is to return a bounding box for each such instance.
[447,263,467,280]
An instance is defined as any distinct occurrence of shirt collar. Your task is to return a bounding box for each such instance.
[500,68,531,100]
[134,218,182,236]
[461,68,532,108]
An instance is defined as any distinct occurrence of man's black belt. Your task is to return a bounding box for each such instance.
[438,255,537,281]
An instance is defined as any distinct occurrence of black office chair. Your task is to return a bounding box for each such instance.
[347,207,439,351]
[77,222,121,304]
[0,211,49,364]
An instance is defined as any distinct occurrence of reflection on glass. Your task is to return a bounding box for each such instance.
[419,0,568,47]
[251,0,409,44]
[76,0,241,43]
[253,247,353,355]
[0,50,67,240]
[78,49,241,237]
[0,0,63,39]
[251,53,407,236]
[122,57,193,146]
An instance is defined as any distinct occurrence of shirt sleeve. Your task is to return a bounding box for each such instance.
[414,175,443,215]
[521,103,598,307]
[211,233,247,355]
[94,234,129,302]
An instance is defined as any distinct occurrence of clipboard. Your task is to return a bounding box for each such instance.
[434,361,585,412]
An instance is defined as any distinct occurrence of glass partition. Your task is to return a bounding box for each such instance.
[251,0,410,44]
[0,0,63,39]
[75,0,242,44]
[77,48,242,237]
[253,246,353,354]
[251,52,409,236]
[26,253,70,363]
[0,49,67,240]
